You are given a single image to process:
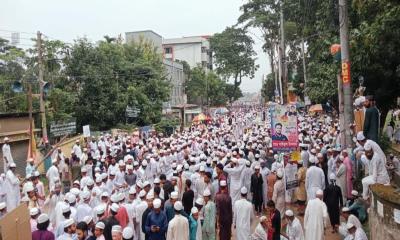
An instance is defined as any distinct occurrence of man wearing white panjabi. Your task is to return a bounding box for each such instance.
[233,187,254,240]
[284,209,304,240]
[2,137,14,172]
[5,163,20,211]
[46,158,59,191]
[223,158,244,203]
[166,201,189,240]
[305,156,325,201]
[361,142,390,200]
[304,189,328,240]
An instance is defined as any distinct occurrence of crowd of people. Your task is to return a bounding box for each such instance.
[0,103,393,240]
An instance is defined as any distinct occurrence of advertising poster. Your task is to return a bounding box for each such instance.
[270,104,298,151]
[285,163,298,190]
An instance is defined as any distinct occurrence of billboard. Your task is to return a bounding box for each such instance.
[269,104,298,151]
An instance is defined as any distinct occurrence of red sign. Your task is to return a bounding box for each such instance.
[342,61,351,85]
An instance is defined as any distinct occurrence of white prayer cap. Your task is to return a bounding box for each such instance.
[109,170,116,176]
[199,165,205,172]
[146,192,154,200]
[83,216,93,225]
[133,161,139,166]
[129,187,136,195]
[254,164,261,170]
[255,154,260,158]
[25,183,34,192]
[195,197,204,206]
[342,207,350,212]
[309,156,316,164]
[232,158,238,163]
[122,227,134,239]
[285,209,294,217]
[203,189,211,197]
[364,142,372,151]
[96,205,105,215]
[4,137,9,141]
[356,131,366,141]
[30,207,39,216]
[95,221,105,230]
[240,186,248,194]
[220,180,227,187]
[101,192,109,198]
[9,162,16,168]
[153,199,162,209]
[27,158,34,162]
[143,180,150,187]
[37,213,49,224]
[351,190,359,196]
[81,166,87,172]
[33,171,40,177]
[70,187,80,196]
[329,173,336,180]
[118,192,125,201]
[110,194,119,203]
[126,165,133,170]
[317,153,323,158]
[174,201,183,211]
[154,177,161,184]
[63,219,74,228]
[276,169,283,178]
[67,194,76,204]
[142,160,148,166]
[191,207,199,214]
[95,176,102,183]
[139,190,146,198]
[346,223,355,230]
[111,225,122,233]
[316,189,323,196]
[62,205,71,213]
[51,158,58,163]
[246,160,251,166]
[171,191,179,199]
[110,203,120,212]
[86,178,94,186]
[101,173,108,179]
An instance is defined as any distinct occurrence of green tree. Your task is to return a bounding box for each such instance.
[209,27,258,97]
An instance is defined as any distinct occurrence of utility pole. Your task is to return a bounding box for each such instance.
[27,81,34,158]
[37,31,48,142]
[339,0,354,148]
[280,1,287,104]
[301,38,307,99]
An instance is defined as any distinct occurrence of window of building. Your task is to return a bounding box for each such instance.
[164,47,173,54]
[201,47,207,53]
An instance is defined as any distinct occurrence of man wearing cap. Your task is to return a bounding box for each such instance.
[47,158,60,192]
[272,169,286,215]
[252,215,268,240]
[76,191,93,222]
[282,209,304,240]
[347,190,367,223]
[361,142,390,200]
[166,201,189,240]
[145,198,168,240]
[324,173,343,233]
[215,180,232,240]
[26,158,36,176]
[32,213,55,240]
[202,188,215,240]
[57,218,76,240]
[30,207,40,232]
[250,164,264,216]
[72,140,83,163]
[233,187,254,240]
[304,189,328,240]
[134,190,148,240]
[305,156,325,201]
[2,137,14,172]
[104,203,120,240]
[0,202,6,219]
[223,158,245,203]
[5,162,20,211]
[94,221,106,240]
[345,222,368,240]
[356,131,386,164]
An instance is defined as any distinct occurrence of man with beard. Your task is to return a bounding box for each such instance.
[324,173,343,233]
[215,180,232,240]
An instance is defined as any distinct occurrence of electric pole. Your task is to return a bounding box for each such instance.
[301,38,307,100]
[339,0,354,148]
[280,1,287,104]
[37,31,48,142]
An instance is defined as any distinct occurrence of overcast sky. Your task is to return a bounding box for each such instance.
[1,0,269,93]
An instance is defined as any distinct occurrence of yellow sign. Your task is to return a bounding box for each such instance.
[342,61,351,85]
[291,150,301,162]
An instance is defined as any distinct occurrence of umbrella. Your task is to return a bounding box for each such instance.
[309,104,323,112]
[214,107,229,115]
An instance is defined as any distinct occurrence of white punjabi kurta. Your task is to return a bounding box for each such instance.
[2,143,14,171]
[286,217,305,240]
[304,198,328,240]
[272,179,286,214]
[223,164,244,203]
[5,169,20,211]
[166,214,189,240]
[305,166,325,201]
[336,163,347,203]
[46,165,59,191]
[233,198,254,240]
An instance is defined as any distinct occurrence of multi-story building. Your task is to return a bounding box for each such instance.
[162,36,212,71]
[125,30,187,107]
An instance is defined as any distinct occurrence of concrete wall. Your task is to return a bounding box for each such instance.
[163,59,186,106]
[125,30,163,54]
[369,184,400,240]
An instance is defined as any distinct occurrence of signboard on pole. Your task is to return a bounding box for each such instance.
[270,104,298,151]
[342,61,351,85]
[50,118,76,137]
[126,105,140,118]
[83,125,91,137]
[285,164,298,190]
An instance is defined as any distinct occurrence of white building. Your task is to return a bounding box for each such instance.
[125,30,187,107]
[162,36,212,71]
